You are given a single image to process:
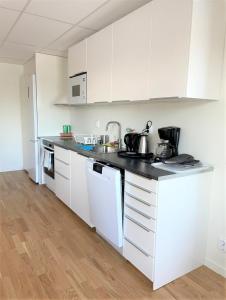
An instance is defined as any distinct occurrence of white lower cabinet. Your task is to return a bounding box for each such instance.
[124,216,155,257]
[55,172,70,207]
[123,174,156,283]
[70,152,92,227]
[54,146,92,227]
[123,238,154,281]
[54,146,71,207]
[124,206,156,232]
[123,170,212,290]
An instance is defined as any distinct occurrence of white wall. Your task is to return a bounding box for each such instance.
[70,72,226,276]
[35,53,70,136]
[0,63,23,172]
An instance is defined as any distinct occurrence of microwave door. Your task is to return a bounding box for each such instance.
[72,84,80,98]
[69,74,87,104]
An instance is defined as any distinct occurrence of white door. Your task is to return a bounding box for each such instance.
[87,25,112,103]
[68,40,87,77]
[70,152,92,227]
[148,0,192,98]
[112,4,150,101]
[27,74,39,183]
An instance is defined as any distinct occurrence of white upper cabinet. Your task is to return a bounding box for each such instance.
[68,39,87,77]
[186,0,225,100]
[148,0,192,99]
[112,4,150,101]
[148,0,225,100]
[68,0,225,102]
[87,25,112,103]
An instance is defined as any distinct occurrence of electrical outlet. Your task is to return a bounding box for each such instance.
[218,238,226,252]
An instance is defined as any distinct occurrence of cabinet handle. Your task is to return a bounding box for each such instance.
[55,157,69,166]
[125,215,154,233]
[112,100,131,103]
[124,237,150,257]
[125,203,152,220]
[125,192,151,206]
[55,171,69,180]
[125,180,152,194]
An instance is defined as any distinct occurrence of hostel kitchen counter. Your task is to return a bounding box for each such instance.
[40,137,212,181]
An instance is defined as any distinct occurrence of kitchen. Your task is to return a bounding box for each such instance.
[0,0,225,299]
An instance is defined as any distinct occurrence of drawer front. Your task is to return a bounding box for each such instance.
[124,206,156,232]
[125,171,157,193]
[125,193,156,219]
[123,238,153,281]
[124,216,155,257]
[125,182,157,207]
[55,173,70,207]
[54,146,70,164]
[55,158,70,179]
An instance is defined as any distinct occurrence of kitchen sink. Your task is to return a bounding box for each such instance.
[92,145,119,154]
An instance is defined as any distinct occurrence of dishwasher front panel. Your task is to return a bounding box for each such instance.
[86,160,123,247]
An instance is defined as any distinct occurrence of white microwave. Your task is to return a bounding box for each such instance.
[69,72,87,104]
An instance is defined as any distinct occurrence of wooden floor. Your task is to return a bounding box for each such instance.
[0,171,225,300]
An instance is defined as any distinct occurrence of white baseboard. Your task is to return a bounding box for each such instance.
[205,258,226,278]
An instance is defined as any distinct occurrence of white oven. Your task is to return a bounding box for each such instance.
[69,72,87,104]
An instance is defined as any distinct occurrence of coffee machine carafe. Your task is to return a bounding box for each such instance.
[156,127,180,160]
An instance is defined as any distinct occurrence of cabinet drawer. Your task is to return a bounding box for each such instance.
[123,238,153,281]
[125,193,156,218]
[55,173,70,207]
[125,182,157,207]
[125,171,157,193]
[124,206,156,232]
[55,158,70,179]
[124,216,155,257]
[54,146,70,164]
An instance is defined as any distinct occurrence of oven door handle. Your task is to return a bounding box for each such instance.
[43,146,54,152]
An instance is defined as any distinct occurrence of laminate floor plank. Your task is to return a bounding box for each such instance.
[0,171,225,300]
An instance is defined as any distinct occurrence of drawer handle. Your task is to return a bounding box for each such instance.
[125,192,151,206]
[125,215,154,233]
[125,180,152,194]
[125,203,152,220]
[124,237,150,257]
[55,171,70,180]
[55,157,69,166]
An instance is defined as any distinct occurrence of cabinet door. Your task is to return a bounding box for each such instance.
[186,0,225,100]
[68,40,87,77]
[55,173,70,207]
[87,26,112,103]
[112,4,150,101]
[148,0,192,99]
[55,146,70,164]
[70,152,92,226]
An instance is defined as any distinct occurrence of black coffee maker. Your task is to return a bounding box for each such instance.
[156,127,180,160]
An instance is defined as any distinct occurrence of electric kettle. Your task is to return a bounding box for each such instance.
[137,121,152,155]
[124,132,140,153]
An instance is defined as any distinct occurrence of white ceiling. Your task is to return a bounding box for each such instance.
[0,0,150,64]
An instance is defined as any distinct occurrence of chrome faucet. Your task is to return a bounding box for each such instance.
[106,121,122,149]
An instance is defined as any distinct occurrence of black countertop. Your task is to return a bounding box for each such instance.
[41,137,174,180]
